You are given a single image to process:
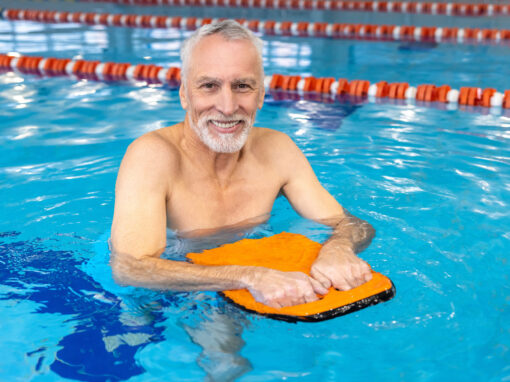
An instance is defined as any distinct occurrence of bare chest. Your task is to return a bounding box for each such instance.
[167,171,282,232]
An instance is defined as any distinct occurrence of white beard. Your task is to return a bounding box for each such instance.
[188,112,254,153]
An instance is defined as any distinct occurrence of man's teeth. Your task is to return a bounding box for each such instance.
[210,120,239,129]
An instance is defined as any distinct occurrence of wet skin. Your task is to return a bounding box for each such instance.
[110,34,374,308]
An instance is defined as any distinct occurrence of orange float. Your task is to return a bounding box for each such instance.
[152,16,167,28]
[140,15,152,27]
[269,73,284,90]
[296,22,309,36]
[170,16,181,28]
[503,90,510,109]
[279,75,292,91]
[185,17,197,30]
[287,75,301,91]
[247,20,259,31]
[336,78,350,95]
[397,83,409,99]
[387,83,400,99]
[459,87,479,106]
[481,88,496,108]
[376,81,389,98]
[416,84,436,102]
[422,3,432,14]
[349,80,370,96]
[102,62,115,77]
[98,14,109,25]
[313,22,327,36]
[436,85,451,103]
[187,232,395,322]
[392,2,402,12]
[57,11,69,23]
[301,76,316,92]
[71,12,82,24]
[280,21,292,35]
[316,77,334,93]
[84,13,96,25]
[263,20,276,33]
[464,28,479,40]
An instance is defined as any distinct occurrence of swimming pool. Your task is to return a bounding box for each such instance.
[1,5,509,381]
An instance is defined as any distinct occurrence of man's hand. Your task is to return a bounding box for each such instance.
[310,242,372,291]
[243,267,329,309]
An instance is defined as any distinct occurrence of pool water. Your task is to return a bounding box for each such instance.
[1,14,510,382]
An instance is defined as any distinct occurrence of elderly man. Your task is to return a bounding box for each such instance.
[110,20,375,309]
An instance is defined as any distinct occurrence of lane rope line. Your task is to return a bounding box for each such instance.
[2,8,510,46]
[1,53,509,113]
[78,0,510,17]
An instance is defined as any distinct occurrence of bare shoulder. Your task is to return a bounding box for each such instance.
[116,126,182,194]
[121,126,181,174]
[250,127,314,183]
[250,127,308,172]
[127,126,179,161]
[251,127,302,160]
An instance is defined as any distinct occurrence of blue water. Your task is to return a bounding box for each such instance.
[1,15,510,382]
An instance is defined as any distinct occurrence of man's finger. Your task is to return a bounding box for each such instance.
[309,276,329,296]
[310,268,332,291]
[351,266,365,287]
[363,271,373,283]
[303,292,318,304]
[265,299,282,309]
[354,263,372,285]
[333,279,354,291]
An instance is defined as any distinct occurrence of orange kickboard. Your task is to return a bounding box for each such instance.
[187,232,395,322]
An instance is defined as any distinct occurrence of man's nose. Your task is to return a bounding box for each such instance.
[216,87,238,116]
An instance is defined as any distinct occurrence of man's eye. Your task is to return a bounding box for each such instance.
[201,83,217,89]
[236,84,252,90]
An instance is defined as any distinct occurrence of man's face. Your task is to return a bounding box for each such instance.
[179,34,265,153]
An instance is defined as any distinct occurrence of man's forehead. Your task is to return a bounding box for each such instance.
[187,35,261,79]
[194,75,258,84]
[194,33,255,50]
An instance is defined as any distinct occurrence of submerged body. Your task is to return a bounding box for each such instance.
[110,21,375,308]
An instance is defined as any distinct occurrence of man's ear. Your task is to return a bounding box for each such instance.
[179,84,188,110]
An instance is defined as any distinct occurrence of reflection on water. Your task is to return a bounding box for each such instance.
[0,227,271,381]
[104,214,289,381]
[107,212,333,381]
[164,213,274,260]
[1,17,509,380]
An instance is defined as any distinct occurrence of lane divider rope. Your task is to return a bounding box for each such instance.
[2,8,510,46]
[78,0,510,17]
[1,53,509,112]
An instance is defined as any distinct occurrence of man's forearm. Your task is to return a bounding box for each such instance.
[110,251,255,291]
[323,209,375,253]
[111,249,329,308]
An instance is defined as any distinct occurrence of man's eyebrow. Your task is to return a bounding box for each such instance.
[232,78,257,85]
[195,76,221,84]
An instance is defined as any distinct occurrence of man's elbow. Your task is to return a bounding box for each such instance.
[365,221,376,241]
[109,252,145,287]
[110,255,131,286]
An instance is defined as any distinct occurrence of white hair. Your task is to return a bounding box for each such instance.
[180,20,264,85]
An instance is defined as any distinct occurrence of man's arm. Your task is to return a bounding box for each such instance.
[310,211,375,290]
[110,133,327,307]
[276,133,375,290]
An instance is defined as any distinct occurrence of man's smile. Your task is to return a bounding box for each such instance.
[209,119,244,133]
